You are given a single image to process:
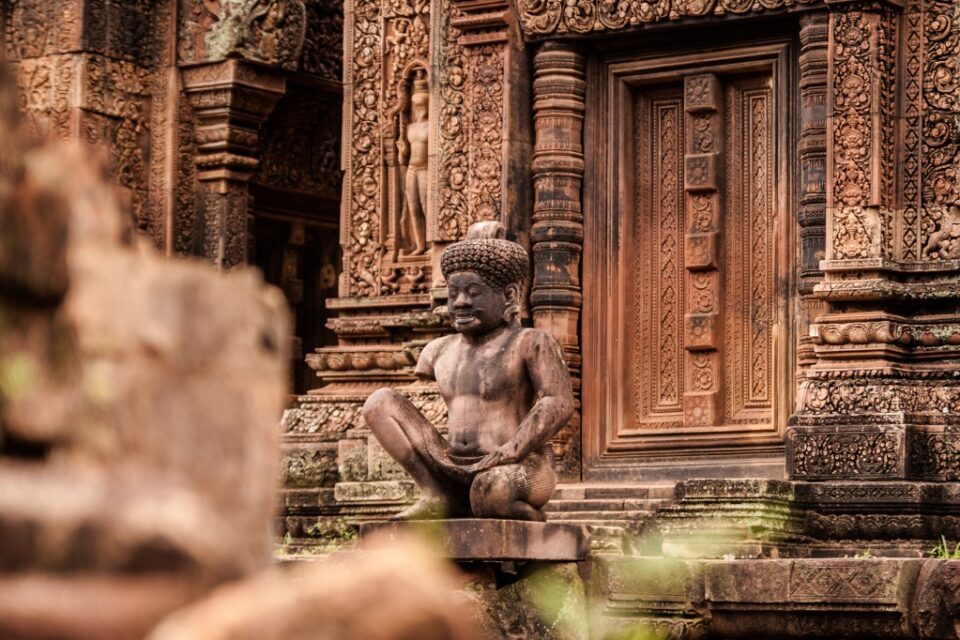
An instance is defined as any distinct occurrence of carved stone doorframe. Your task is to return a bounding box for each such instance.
[579,35,795,481]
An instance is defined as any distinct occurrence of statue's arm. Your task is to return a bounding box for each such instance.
[494,331,575,463]
[413,338,440,381]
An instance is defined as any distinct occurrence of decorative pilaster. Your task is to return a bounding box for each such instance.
[682,74,724,427]
[181,60,285,269]
[446,0,533,244]
[789,0,960,482]
[821,5,899,274]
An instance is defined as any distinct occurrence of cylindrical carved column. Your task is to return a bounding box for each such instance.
[796,12,829,374]
[531,43,585,374]
[531,42,585,481]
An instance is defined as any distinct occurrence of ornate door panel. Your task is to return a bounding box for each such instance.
[583,43,792,480]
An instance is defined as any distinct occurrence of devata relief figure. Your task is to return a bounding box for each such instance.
[362,222,575,520]
[398,71,429,257]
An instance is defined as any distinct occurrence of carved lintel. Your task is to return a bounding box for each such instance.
[181,59,286,267]
[516,0,831,40]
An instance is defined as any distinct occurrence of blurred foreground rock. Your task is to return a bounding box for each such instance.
[148,536,477,640]
[0,61,290,638]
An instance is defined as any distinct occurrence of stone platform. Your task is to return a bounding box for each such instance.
[359,519,589,561]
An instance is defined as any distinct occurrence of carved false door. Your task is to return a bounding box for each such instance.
[584,46,792,480]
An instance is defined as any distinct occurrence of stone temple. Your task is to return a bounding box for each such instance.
[3,0,960,637]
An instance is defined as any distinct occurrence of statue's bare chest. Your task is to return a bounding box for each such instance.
[433,335,528,401]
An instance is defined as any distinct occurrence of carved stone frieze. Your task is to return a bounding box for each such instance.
[298,0,343,81]
[795,376,960,418]
[908,426,960,481]
[306,345,417,373]
[516,0,821,38]
[146,0,177,249]
[9,55,77,141]
[282,397,364,438]
[788,428,904,479]
[255,87,342,197]
[178,0,307,70]
[811,313,960,359]
[462,44,504,224]
[342,0,383,295]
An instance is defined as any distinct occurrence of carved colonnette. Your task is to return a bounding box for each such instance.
[796,12,829,373]
[531,42,585,480]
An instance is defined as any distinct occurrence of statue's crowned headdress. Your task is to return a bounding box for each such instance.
[441,221,529,291]
[412,70,429,106]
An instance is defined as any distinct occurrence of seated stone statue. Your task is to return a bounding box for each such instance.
[362,222,575,521]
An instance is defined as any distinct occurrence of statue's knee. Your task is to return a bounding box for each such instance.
[470,468,517,518]
[361,388,402,425]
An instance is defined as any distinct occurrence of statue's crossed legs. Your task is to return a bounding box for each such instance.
[362,388,555,521]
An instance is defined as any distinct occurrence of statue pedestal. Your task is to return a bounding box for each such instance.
[360,519,591,639]
[359,519,589,562]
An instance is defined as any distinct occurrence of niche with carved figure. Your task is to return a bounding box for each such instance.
[381,64,432,294]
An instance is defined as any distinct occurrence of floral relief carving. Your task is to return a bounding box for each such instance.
[829,10,897,261]
[434,0,469,241]
[797,378,960,416]
[918,0,960,260]
[464,45,505,225]
[831,12,873,210]
[256,89,342,197]
[789,431,901,478]
[282,400,363,436]
[342,0,383,295]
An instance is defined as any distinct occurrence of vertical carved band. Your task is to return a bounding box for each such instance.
[797,12,829,372]
[531,43,585,372]
[682,74,724,427]
[825,6,898,264]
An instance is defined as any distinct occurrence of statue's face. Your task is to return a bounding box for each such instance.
[447,272,507,336]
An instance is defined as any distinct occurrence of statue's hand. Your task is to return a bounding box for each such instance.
[469,447,519,474]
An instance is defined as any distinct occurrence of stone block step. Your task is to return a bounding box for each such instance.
[552,483,676,501]
[544,498,665,513]
[547,510,656,522]
[552,518,631,531]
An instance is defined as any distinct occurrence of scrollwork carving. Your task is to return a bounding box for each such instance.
[789,431,901,478]
[434,0,469,241]
[517,0,819,37]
